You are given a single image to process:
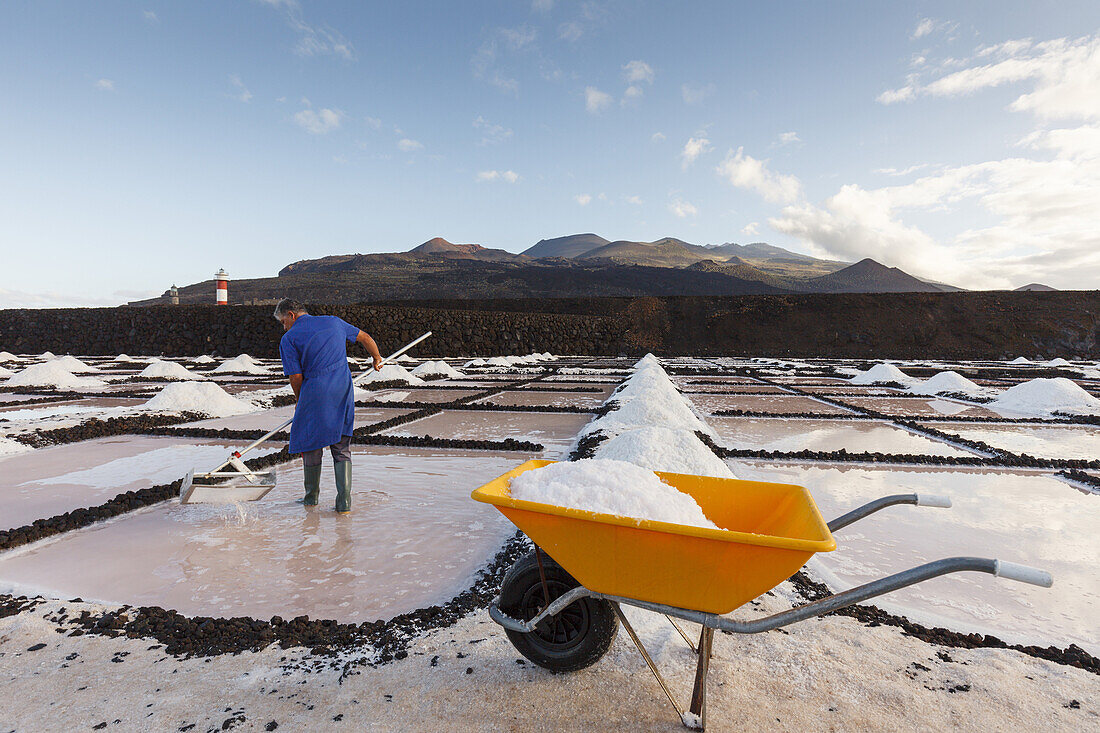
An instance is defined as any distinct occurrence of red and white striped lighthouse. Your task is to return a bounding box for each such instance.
[214,269,229,305]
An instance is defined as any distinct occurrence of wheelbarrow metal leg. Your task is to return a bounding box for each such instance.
[612,603,686,723]
[688,626,715,730]
[667,615,697,654]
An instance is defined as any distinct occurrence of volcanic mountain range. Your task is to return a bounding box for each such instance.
[150,234,976,305]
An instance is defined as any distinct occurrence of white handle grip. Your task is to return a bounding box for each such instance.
[994,560,1053,587]
[916,494,952,508]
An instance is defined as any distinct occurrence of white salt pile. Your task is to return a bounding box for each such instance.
[0,436,32,458]
[583,395,710,438]
[138,359,206,381]
[142,382,260,417]
[1009,357,1032,365]
[395,354,417,363]
[0,351,19,362]
[212,356,269,374]
[51,355,100,373]
[595,427,734,478]
[990,377,1100,417]
[0,364,13,378]
[463,358,487,368]
[357,363,426,385]
[38,351,56,360]
[5,361,107,390]
[1047,358,1071,367]
[910,371,989,397]
[509,459,719,529]
[192,355,216,364]
[850,363,916,386]
[114,353,140,363]
[411,360,465,379]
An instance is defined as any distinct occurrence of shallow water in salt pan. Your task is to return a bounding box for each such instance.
[709,417,974,457]
[477,390,603,409]
[837,396,1000,418]
[921,422,1100,462]
[0,437,283,529]
[381,410,591,458]
[0,448,520,622]
[730,461,1100,654]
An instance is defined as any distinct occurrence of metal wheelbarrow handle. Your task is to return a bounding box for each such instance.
[828,493,952,532]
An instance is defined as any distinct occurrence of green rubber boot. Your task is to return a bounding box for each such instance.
[299,465,321,506]
[334,461,352,513]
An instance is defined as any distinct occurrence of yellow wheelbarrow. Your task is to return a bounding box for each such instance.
[472,459,1053,730]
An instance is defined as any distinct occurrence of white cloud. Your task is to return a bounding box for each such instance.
[681,82,715,104]
[474,116,513,145]
[912,18,936,39]
[559,2,606,42]
[364,116,382,129]
[95,78,115,92]
[622,85,644,102]
[716,147,803,203]
[742,222,760,236]
[624,195,643,205]
[877,86,915,104]
[293,107,343,134]
[574,194,592,206]
[622,60,654,84]
[651,132,666,142]
[585,86,612,113]
[397,138,423,152]
[142,10,158,23]
[477,170,520,183]
[559,21,583,41]
[228,74,252,103]
[874,164,931,176]
[776,131,801,145]
[501,25,537,50]
[259,0,355,60]
[532,0,554,12]
[680,136,712,168]
[669,199,698,218]
[471,38,520,95]
[876,34,1100,121]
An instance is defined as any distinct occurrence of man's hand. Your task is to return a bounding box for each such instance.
[372,355,383,371]
[356,330,385,371]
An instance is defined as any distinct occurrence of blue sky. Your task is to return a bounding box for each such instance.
[2,0,1099,306]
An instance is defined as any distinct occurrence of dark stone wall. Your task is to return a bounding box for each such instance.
[0,304,625,358]
[1,291,1096,358]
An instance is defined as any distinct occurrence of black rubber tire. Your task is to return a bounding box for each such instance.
[498,550,618,673]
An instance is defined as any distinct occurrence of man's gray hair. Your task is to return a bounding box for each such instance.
[273,298,307,320]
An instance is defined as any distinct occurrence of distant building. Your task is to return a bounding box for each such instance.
[215,269,229,305]
[169,285,179,305]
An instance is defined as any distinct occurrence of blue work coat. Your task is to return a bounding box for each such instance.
[279,314,361,454]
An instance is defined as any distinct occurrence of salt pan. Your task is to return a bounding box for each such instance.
[142,382,260,417]
[509,459,718,529]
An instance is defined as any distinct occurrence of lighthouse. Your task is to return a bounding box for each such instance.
[214,269,229,305]
[169,285,179,305]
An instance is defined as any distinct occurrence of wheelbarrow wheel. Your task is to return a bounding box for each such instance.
[499,550,618,673]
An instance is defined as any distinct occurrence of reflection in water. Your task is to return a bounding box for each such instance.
[0,448,522,623]
[730,461,1100,654]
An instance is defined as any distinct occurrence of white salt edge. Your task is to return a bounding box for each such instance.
[509,459,719,530]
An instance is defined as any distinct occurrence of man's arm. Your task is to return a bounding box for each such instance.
[356,331,384,370]
[288,373,303,398]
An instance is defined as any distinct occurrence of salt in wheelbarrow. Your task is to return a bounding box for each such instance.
[472,460,1053,730]
[180,331,432,504]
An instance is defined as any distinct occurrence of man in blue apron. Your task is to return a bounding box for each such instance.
[274,299,383,513]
